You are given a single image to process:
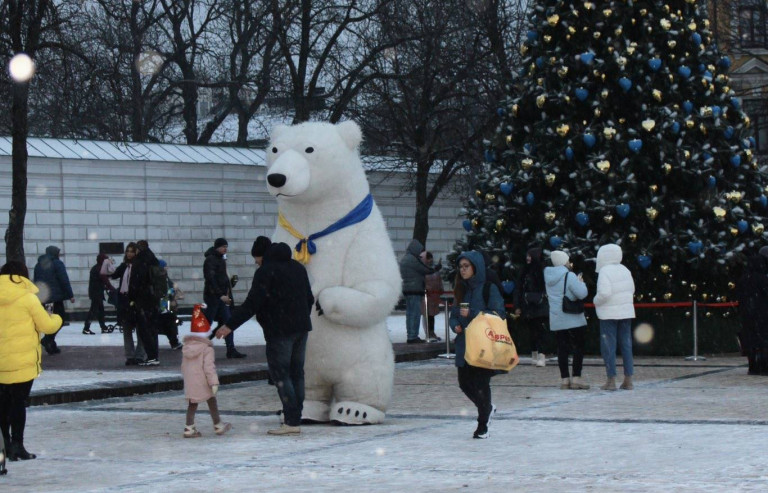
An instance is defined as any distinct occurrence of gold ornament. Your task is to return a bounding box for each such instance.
[683,150,691,160]
[601,89,609,99]
[661,264,670,274]
[537,78,544,86]
[662,163,672,175]
[744,116,751,127]
[472,218,479,229]
[544,34,552,43]
[520,44,529,55]
[629,233,637,242]
[701,106,713,117]
[603,8,612,17]
[596,160,611,173]
[615,27,623,36]
[688,21,697,31]
[475,189,483,198]
[728,282,735,290]
[506,134,513,144]
[556,124,570,137]
[547,14,560,26]
[512,104,519,116]
[726,191,742,203]
[703,19,710,28]
[603,214,614,224]
[690,283,698,292]
[557,66,569,78]
[685,119,695,129]
[495,219,505,231]
[544,211,556,224]
[594,108,601,117]
[705,311,712,318]
[699,123,707,135]
[584,2,595,9]
[485,193,496,202]
[521,158,534,170]
[649,184,658,194]
[536,95,546,108]
[593,32,601,40]
[603,127,616,139]
[753,223,765,234]
[545,173,556,186]
[619,118,626,124]
[685,311,691,317]
[667,40,677,48]
[646,207,659,220]
[640,9,647,16]
[660,19,671,30]
[713,206,726,221]
[652,89,662,101]
[627,45,636,55]
[730,227,739,236]
[642,119,656,131]
[617,56,627,67]
[664,292,673,300]
[569,26,576,34]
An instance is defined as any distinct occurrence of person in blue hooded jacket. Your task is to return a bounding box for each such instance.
[449,251,505,439]
[33,245,74,355]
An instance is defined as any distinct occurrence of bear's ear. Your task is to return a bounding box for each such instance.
[336,120,362,150]
[270,124,290,142]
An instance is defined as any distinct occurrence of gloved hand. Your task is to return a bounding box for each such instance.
[212,385,219,395]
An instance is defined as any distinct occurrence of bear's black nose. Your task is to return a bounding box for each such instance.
[267,173,287,188]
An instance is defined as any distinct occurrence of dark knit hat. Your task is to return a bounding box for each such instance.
[214,238,228,249]
[251,236,272,258]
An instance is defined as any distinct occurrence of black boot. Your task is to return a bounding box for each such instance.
[82,324,96,335]
[0,439,7,475]
[226,348,247,359]
[8,442,36,461]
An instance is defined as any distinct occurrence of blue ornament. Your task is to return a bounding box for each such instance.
[500,183,513,196]
[550,236,563,248]
[703,152,713,163]
[730,154,742,167]
[687,241,703,255]
[496,107,505,117]
[707,176,716,188]
[580,52,595,64]
[731,97,741,110]
[691,32,702,45]
[637,255,652,269]
[749,137,756,148]
[536,56,546,68]
[742,138,751,149]
[724,126,734,139]
[683,101,694,114]
[575,87,589,101]
[502,281,516,295]
[524,143,533,154]
[628,139,643,153]
[618,77,632,92]
[526,30,538,42]
[703,70,713,82]
[526,192,535,206]
[583,133,596,148]
[484,149,495,162]
[671,122,681,134]
[698,63,707,73]
[616,204,630,218]
[648,58,662,71]
[760,195,768,208]
[575,212,589,226]
[711,106,721,118]
[719,56,732,69]
[565,147,574,161]
[462,219,472,231]
[737,220,749,234]
[678,65,691,78]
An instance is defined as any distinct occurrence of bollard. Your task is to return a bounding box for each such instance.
[685,300,706,361]
[438,295,455,359]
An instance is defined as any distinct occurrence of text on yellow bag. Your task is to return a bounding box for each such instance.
[464,312,520,372]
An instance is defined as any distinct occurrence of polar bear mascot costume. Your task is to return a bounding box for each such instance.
[265,120,402,425]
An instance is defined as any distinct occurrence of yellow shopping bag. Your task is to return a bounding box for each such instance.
[464,312,520,372]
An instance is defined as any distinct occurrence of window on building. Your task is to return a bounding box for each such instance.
[745,99,768,155]
[739,1,768,48]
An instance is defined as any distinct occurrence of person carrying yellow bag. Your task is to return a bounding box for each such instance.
[449,251,506,439]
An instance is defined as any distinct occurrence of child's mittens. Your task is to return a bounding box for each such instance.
[212,385,219,395]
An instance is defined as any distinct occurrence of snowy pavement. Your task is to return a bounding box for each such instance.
[3,355,767,491]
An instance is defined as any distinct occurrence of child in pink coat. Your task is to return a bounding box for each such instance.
[181,306,231,438]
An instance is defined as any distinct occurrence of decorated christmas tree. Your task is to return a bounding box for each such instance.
[451,0,765,304]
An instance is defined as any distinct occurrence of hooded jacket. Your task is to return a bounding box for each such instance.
[33,246,74,303]
[180,336,219,403]
[0,275,62,384]
[399,239,438,295]
[226,243,314,339]
[514,247,549,319]
[544,265,588,331]
[203,246,231,299]
[593,244,636,320]
[449,251,506,367]
[129,247,160,309]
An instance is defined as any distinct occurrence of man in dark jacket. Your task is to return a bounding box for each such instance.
[33,245,75,354]
[216,242,314,435]
[399,239,440,343]
[83,254,111,335]
[203,238,245,359]
[130,240,161,365]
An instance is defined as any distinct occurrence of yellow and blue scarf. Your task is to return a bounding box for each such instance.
[278,194,373,264]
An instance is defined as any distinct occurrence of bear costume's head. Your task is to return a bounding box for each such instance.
[266,121,367,204]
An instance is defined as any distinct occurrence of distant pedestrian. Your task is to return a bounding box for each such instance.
[157,260,183,350]
[0,261,63,462]
[449,251,506,439]
[594,244,636,391]
[181,317,231,438]
[420,251,443,342]
[216,242,314,436]
[203,238,245,359]
[735,253,768,375]
[83,254,111,335]
[130,240,161,366]
[111,243,146,365]
[399,239,440,344]
[32,245,74,355]
[514,247,549,367]
[544,250,590,390]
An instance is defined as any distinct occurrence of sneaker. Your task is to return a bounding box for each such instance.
[428,333,442,342]
[406,338,426,344]
[171,342,183,350]
[82,327,96,335]
[267,424,301,436]
[487,404,497,430]
[570,376,590,390]
[531,351,539,366]
[139,359,160,366]
[536,353,546,367]
[473,424,489,439]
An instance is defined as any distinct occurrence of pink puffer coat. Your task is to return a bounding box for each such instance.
[181,335,219,403]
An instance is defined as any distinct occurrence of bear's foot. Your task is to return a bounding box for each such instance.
[301,400,331,423]
[331,401,385,425]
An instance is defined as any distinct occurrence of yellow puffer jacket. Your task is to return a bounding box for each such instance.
[0,274,62,384]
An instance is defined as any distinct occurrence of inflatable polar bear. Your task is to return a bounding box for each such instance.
[265,120,402,425]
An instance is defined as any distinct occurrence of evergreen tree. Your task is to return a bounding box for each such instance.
[452,0,765,303]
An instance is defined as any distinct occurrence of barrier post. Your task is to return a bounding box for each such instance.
[685,300,706,361]
[438,294,455,359]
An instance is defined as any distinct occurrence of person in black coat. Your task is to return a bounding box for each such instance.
[202,237,245,359]
[514,247,550,367]
[735,254,768,375]
[83,254,110,335]
[216,242,314,435]
[130,240,161,365]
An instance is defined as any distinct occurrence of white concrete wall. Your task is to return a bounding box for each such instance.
[0,154,466,311]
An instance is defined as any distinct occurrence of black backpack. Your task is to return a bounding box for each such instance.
[148,264,169,302]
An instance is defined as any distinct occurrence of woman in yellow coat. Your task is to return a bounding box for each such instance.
[0,261,62,462]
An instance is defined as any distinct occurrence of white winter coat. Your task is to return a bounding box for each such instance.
[593,244,636,320]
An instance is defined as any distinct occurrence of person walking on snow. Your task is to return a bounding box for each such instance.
[203,238,245,359]
[83,254,111,335]
[32,245,74,355]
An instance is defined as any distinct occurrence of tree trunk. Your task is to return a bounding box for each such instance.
[5,81,30,263]
[411,159,430,245]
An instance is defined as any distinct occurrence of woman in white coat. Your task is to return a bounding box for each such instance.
[544,250,589,390]
[593,244,636,391]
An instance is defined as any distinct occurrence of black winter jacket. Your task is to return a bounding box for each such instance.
[129,248,159,309]
[227,243,314,339]
[203,247,231,299]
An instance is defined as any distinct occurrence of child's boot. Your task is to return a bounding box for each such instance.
[214,422,232,435]
[183,424,201,438]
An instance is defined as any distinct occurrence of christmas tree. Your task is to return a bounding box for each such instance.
[451,0,765,303]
